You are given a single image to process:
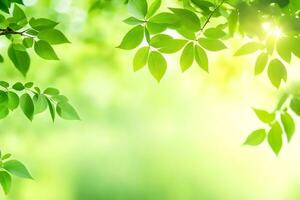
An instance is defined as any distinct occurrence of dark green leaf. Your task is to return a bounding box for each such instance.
[169,8,201,31]
[8,44,30,76]
[44,87,59,95]
[23,37,34,48]
[12,82,24,91]
[29,18,58,31]
[20,93,34,121]
[38,29,70,45]
[290,98,300,116]
[34,40,59,60]
[46,98,55,122]
[33,94,48,114]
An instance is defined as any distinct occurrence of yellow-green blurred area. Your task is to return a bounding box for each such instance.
[1,0,300,199]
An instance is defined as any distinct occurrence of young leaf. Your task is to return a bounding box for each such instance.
[254,52,268,75]
[180,42,194,72]
[148,51,167,82]
[133,46,149,72]
[118,25,144,50]
[244,129,266,146]
[146,0,161,18]
[38,29,70,45]
[290,98,300,116]
[198,38,227,51]
[194,45,208,72]
[128,0,148,19]
[29,18,58,31]
[281,112,295,142]
[3,160,32,179]
[56,102,80,120]
[268,122,283,156]
[0,170,11,195]
[234,42,263,56]
[8,44,30,76]
[253,108,275,123]
[34,40,59,60]
[267,59,287,88]
[20,93,34,121]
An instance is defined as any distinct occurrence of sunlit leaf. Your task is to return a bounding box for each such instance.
[267,59,287,88]
[234,42,263,56]
[180,42,194,72]
[268,122,283,156]
[244,129,266,146]
[133,46,149,72]
[281,112,295,142]
[3,160,32,179]
[148,51,167,82]
[117,25,144,50]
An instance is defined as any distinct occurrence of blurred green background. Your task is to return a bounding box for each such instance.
[1,0,300,199]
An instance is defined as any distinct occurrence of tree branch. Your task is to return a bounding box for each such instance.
[200,0,226,31]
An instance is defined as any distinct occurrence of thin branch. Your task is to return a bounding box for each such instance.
[0,28,34,38]
[200,0,226,31]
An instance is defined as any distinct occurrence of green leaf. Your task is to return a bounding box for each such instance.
[290,98,300,116]
[277,37,292,63]
[149,12,180,28]
[234,42,263,56]
[29,18,58,31]
[12,82,24,91]
[2,153,11,160]
[228,10,238,36]
[253,108,275,123]
[123,17,145,25]
[38,29,70,45]
[44,87,59,95]
[148,51,167,82]
[33,94,48,114]
[3,160,32,179]
[159,39,187,54]
[56,102,80,120]
[150,34,186,53]
[23,37,34,48]
[51,95,68,102]
[180,42,194,72]
[194,45,208,72]
[46,98,55,122]
[0,170,11,195]
[267,59,287,88]
[8,44,30,76]
[198,38,227,51]
[254,53,268,75]
[169,8,201,32]
[268,122,283,156]
[244,129,266,146]
[12,4,27,24]
[0,81,9,88]
[146,0,161,18]
[0,106,9,119]
[281,112,295,142]
[34,40,59,60]
[128,0,148,19]
[20,93,34,121]
[7,91,19,111]
[118,25,144,50]
[204,28,226,39]
[133,46,149,72]
[0,91,8,105]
